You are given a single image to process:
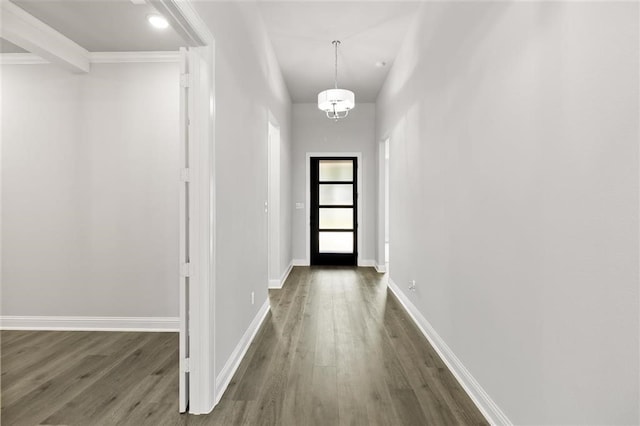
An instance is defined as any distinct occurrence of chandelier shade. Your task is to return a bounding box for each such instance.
[317,89,355,113]
[318,40,355,120]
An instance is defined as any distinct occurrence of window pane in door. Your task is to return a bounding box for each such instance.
[320,208,353,229]
[319,184,353,206]
[319,160,353,182]
[319,232,353,253]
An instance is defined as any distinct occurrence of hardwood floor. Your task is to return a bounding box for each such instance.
[1,267,488,425]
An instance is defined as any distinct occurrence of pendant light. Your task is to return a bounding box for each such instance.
[317,40,355,120]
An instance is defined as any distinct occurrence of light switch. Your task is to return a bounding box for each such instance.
[295,202,304,209]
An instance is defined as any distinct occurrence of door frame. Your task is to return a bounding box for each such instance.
[376,137,390,273]
[179,44,216,415]
[306,152,362,266]
[267,117,281,287]
[160,0,216,414]
[154,0,217,415]
[178,47,189,414]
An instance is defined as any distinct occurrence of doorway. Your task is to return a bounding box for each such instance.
[178,47,190,414]
[376,138,390,273]
[384,138,390,268]
[267,119,281,286]
[310,157,358,266]
[177,44,215,415]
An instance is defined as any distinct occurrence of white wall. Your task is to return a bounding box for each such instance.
[292,103,376,264]
[192,2,292,382]
[377,2,639,424]
[1,62,180,318]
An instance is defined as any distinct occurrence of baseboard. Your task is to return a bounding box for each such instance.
[269,261,294,289]
[0,316,179,332]
[387,279,512,426]
[214,298,270,406]
[375,264,387,273]
[268,279,281,288]
[292,258,376,268]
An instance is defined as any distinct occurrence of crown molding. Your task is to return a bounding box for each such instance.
[0,51,181,65]
[89,51,181,63]
[0,53,47,65]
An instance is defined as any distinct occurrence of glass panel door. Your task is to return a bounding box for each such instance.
[310,157,357,265]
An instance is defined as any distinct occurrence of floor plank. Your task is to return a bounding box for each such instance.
[1,267,488,425]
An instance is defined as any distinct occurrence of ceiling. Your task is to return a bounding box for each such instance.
[2,1,418,103]
[258,1,419,102]
[5,0,185,52]
[0,38,27,53]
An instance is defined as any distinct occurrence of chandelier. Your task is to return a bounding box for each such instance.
[317,40,355,120]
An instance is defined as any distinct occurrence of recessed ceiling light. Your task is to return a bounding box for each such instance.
[147,14,169,30]
[375,61,387,68]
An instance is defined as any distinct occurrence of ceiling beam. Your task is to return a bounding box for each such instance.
[0,1,90,73]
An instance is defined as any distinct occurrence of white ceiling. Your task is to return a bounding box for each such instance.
[0,38,27,53]
[2,1,418,103]
[257,1,419,102]
[6,0,185,52]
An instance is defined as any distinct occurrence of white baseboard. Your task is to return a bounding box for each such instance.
[292,259,377,268]
[214,298,270,406]
[375,264,387,273]
[387,279,512,426]
[0,316,179,332]
[269,261,294,289]
[268,279,281,288]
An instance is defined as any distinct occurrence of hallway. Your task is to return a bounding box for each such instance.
[207,266,487,425]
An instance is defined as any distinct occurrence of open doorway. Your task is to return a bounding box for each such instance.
[178,44,216,414]
[384,138,390,269]
[0,0,218,416]
[377,138,390,273]
[267,119,281,287]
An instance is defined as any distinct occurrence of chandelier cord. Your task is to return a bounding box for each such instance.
[333,40,340,89]
[318,39,353,120]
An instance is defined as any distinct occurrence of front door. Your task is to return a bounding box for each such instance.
[310,157,358,265]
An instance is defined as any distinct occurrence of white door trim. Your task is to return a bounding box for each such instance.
[376,138,390,272]
[305,152,363,266]
[178,47,188,414]
[267,118,281,285]
[187,45,217,415]
[155,0,216,414]
[151,0,213,46]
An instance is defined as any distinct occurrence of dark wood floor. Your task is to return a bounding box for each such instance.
[1,267,487,425]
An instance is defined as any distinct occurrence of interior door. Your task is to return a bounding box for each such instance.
[178,46,190,413]
[310,157,358,265]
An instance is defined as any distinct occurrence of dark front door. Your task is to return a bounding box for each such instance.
[310,157,357,266]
